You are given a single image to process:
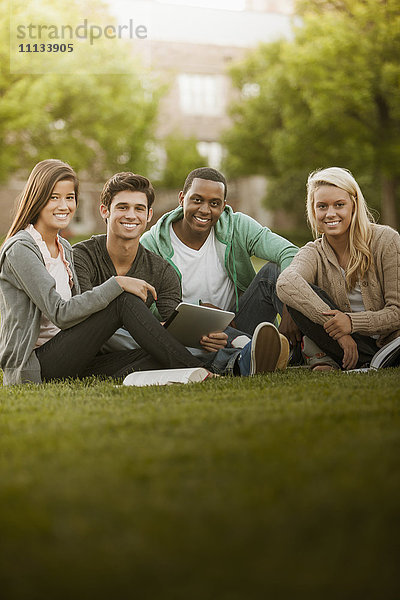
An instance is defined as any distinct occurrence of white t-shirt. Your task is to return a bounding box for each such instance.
[340,267,378,339]
[340,268,365,313]
[170,224,235,310]
[25,225,72,348]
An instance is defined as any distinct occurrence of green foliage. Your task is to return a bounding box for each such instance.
[223,0,400,226]
[0,0,159,181]
[275,227,313,248]
[156,130,207,189]
[0,369,399,598]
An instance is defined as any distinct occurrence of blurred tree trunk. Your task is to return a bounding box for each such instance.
[381,175,398,229]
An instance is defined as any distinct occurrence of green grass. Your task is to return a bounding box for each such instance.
[0,369,399,600]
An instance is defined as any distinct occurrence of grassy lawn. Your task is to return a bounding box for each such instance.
[0,369,399,600]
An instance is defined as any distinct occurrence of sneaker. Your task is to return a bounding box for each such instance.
[238,322,281,376]
[231,334,251,349]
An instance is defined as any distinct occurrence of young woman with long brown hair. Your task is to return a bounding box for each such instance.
[0,159,206,385]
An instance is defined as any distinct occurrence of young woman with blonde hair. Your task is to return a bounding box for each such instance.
[277,167,400,370]
[0,159,207,385]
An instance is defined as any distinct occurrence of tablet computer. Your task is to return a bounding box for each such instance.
[164,302,235,349]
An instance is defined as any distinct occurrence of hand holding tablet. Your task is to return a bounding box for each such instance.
[164,302,235,349]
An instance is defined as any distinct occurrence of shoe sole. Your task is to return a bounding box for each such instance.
[250,322,282,375]
[276,334,290,370]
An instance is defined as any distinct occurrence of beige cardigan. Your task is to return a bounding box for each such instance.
[276,224,400,346]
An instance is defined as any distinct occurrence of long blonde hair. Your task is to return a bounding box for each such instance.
[4,159,79,244]
[306,167,375,289]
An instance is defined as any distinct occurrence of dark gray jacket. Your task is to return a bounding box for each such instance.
[73,235,181,321]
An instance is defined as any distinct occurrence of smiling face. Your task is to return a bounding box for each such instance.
[34,179,76,237]
[100,190,153,242]
[314,185,354,241]
[178,178,226,241]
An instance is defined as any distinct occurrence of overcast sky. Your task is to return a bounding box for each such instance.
[107,0,292,47]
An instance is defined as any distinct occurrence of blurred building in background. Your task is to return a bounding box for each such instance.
[126,0,294,171]
[105,0,295,231]
[0,0,295,237]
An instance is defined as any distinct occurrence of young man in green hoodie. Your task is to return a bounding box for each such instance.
[140,167,301,350]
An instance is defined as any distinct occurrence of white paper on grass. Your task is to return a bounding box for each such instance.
[123,367,210,387]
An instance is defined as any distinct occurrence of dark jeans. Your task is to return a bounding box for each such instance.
[287,285,378,368]
[234,262,282,336]
[36,292,204,381]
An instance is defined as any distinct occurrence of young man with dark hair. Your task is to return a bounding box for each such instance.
[140,167,301,349]
[181,167,227,199]
[100,171,156,210]
[73,173,181,336]
[71,172,224,375]
[73,171,288,375]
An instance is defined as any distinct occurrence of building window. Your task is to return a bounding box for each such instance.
[197,141,223,169]
[178,74,225,116]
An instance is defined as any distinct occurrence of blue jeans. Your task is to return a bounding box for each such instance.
[204,345,241,375]
[97,263,284,376]
[203,262,283,374]
[234,263,282,336]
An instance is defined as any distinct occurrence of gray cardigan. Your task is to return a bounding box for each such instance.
[0,231,123,385]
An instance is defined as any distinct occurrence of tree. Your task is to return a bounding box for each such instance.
[155,130,207,190]
[0,0,159,181]
[223,0,400,228]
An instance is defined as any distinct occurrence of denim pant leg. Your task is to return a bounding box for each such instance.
[287,285,378,367]
[36,292,204,381]
[234,263,282,336]
[224,325,250,346]
[202,346,241,376]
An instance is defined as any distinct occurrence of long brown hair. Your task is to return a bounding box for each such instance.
[4,159,79,243]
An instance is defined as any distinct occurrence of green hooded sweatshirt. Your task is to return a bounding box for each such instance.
[140,205,298,309]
